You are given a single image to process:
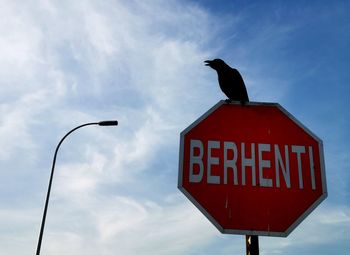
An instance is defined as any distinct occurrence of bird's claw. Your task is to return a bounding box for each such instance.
[224,99,248,106]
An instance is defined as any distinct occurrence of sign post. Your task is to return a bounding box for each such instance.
[178,101,327,251]
[246,235,259,255]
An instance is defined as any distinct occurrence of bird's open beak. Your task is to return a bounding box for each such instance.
[204,60,212,66]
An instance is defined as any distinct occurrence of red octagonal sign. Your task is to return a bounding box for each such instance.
[178,101,327,237]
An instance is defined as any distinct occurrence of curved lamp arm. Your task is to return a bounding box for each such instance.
[36,120,118,255]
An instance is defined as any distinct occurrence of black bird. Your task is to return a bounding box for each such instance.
[205,59,249,103]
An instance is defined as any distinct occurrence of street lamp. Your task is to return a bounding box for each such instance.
[36,120,118,255]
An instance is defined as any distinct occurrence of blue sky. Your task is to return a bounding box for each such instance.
[0,0,349,254]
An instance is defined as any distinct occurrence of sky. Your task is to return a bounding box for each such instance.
[0,0,349,254]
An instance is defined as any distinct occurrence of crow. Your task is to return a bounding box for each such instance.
[204,59,249,104]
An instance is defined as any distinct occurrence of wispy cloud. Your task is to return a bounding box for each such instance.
[259,205,350,254]
[0,0,222,254]
[1,1,349,254]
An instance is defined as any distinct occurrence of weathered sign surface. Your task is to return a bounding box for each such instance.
[178,101,327,237]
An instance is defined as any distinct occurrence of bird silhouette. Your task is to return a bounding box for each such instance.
[205,59,249,104]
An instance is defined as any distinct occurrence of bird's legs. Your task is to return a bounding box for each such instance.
[224,99,248,106]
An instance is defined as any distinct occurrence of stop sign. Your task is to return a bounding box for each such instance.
[178,101,327,237]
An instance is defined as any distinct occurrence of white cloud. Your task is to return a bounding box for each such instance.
[0,0,222,254]
[259,204,350,254]
[0,208,42,254]
[3,1,347,255]
[39,193,218,255]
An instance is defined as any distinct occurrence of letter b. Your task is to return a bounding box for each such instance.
[189,139,204,183]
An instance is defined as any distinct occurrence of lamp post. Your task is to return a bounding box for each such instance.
[36,120,118,255]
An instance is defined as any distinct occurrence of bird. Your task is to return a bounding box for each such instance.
[204,59,249,104]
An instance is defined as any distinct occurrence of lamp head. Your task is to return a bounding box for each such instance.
[98,120,119,126]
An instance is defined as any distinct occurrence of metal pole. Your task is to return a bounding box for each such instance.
[35,121,118,255]
[246,235,259,255]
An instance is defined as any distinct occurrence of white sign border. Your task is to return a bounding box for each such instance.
[178,100,327,237]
